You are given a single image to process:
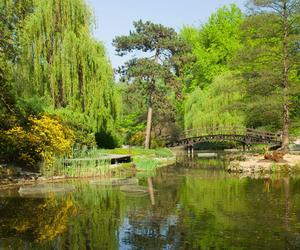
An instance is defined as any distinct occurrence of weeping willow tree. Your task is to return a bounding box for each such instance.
[17,0,119,132]
[184,72,245,131]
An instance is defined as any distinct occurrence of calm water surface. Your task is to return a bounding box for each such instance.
[1,158,300,250]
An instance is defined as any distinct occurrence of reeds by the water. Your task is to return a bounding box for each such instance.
[41,147,174,178]
[41,147,113,178]
[42,156,111,178]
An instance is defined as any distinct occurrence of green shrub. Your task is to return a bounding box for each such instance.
[95,129,119,149]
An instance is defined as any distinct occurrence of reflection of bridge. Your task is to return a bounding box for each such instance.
[166,127,282,148]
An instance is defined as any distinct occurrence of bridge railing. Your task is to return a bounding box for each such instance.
[181,126,282,142]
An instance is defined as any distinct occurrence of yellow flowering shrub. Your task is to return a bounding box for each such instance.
[28,115,74,166]
[0,115,74,170]
[129,131,145,146]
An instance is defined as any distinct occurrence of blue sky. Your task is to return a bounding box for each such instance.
[87,0,246,68]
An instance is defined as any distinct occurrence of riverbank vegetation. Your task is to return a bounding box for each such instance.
[0,0,299,173]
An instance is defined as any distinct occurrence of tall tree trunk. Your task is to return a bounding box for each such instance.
[282,88,289,151]
[144,105,153,149]
[282,1,289,152]
[145,81,155,149]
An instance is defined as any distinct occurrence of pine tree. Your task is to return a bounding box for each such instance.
[113,20,190,148]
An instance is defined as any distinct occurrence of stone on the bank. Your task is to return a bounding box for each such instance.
[120,185,150,194]
[18,184,75,197]
[90,178,138,186]
[197,153,218,158]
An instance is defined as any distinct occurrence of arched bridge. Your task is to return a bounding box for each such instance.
[166,127,282,148]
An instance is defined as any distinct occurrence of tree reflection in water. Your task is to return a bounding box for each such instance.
[1,164,300,249]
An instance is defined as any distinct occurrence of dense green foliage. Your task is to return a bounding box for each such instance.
[0,0,33,119]
[236,0,300,148]
[185,72,245,130]
[1,0,300,168]
[181,5,245,131]
[18,0,119,133]
[113,20,191,148]
[181,4,243,91]
[0,0,119,169]
[181,1,300,145]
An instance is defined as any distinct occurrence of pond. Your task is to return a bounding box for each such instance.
[1,157,300,249]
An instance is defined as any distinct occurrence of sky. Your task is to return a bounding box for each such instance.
[87,0,246,69]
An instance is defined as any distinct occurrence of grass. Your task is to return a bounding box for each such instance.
[134,158,159,170]
[271,163,277,173]
[102,147,175,177]
[99,147,173,158]
[70,147,105,159]
[99,146,174,172]
[42,158,111,178]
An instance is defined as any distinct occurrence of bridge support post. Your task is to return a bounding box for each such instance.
[187,145,194,157]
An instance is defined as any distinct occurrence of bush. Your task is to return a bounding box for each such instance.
[0,115,74,170]
[46,108,97,149]
[150,137,166,148]
[70,126,96,150]
[129,131,145,146]
[95,129,119,149]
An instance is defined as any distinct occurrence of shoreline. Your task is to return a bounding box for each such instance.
[0,157,176,191]
[226,153,300,174]
[5,150,300,190]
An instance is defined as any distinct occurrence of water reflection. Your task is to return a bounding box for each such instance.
[1,161,300,249]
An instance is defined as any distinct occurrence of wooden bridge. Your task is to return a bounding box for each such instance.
[166,126,282,148]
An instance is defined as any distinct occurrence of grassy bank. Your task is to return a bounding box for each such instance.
[41,147,175,178]
[100,147,175,172]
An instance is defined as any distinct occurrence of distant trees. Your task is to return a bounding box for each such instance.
[1,0,299,158]
[181,1,300,151]
[184,72,245,131]
[181,4,243,91]
[113,20,190,148]
[181,4,245,130]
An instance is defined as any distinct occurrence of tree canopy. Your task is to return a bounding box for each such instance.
[236,0,300,150]
[185,72,245,131]
[182,1,300,151]
[181,4,243,91]
[0,0,121,167]
[113,20,191,148]
[18,0,119,133]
